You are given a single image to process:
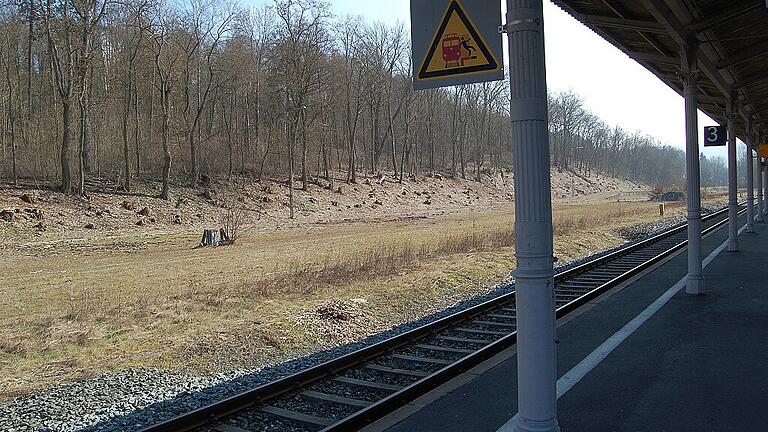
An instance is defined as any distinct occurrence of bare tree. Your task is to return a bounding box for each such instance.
[0,4,716,193]
[149,0,178,200]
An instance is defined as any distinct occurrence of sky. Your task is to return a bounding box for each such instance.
[256,0,732,160]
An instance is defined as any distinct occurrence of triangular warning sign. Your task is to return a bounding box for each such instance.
[418,0,500,80]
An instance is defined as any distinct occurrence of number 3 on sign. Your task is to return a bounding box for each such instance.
[707,127,718,142]
[703,125,726,147]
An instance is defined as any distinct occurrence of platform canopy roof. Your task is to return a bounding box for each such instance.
[551,0,768,141]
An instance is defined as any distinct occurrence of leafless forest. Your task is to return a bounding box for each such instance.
[0,0,731,201]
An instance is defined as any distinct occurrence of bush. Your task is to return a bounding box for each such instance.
[220,197,251,245]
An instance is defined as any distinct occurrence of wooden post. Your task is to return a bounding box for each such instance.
[659,203,665,217]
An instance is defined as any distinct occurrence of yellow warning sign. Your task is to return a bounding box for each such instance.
[759,144,768,158]
[418,0,500,81]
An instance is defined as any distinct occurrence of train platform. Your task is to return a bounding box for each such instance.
[369,212,767,432]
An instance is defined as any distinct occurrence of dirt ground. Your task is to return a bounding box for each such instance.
[0,172,725,400]
[0,169,642,245]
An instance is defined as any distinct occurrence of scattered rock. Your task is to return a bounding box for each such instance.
[308,197,317,204]
[331,201,339,207]
[199,173,212,187]
[24,208,44,220]
[202,189,215,200]
[20,193,35,204]
[173,214,182,225]
[136,218,145,226]
[122,200,135,211]
[374,200,383,206]
[1,209,15,222]
[423,200,432,205]
[261,196,272,203]
[336,187,343,194]
[84,223,96,230]
[652,191,686,202]
[353,204,361,208]
[315,301,355,321]
[34,222,46,231]
[138,207,151,216]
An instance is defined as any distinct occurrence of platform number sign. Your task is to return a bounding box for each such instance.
[704,125,727,147]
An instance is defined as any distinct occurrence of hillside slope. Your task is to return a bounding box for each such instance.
[0,169,644,245]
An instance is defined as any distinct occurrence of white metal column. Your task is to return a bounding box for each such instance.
[758,151,765,222]
[746,119,755,233]
[506,0,559,431]
[726,97,739,252]
[764,155,768,217]
[681,40,704,295]
[759,126,766,222]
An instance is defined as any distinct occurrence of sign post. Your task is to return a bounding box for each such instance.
[500,0,559,431]
[410,0,503,90]
[412,1,558,430]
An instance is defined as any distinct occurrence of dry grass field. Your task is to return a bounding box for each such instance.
[0,186,731,400]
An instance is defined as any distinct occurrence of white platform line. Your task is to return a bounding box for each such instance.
[497,222,748,432]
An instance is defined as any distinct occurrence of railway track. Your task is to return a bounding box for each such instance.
[142,205,744,432]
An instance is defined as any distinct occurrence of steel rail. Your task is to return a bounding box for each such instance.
[140,204,743,432]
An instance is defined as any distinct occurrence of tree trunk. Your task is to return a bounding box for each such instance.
[134,79,141,177]
[243,90,250,173]
[161,83,171,200]
[348,136,356,183]
[148,74,154,158]
[61,99,72,194]
[288,119,295,219]
[10,116,17,186]
[399,120,409,183]
[301,108,308,191]
[388,99,398,178]
[78,96,87,195]
[26,0,33,115]
[122,77,132,191]
[189,132,198,186]
[223,102,233,179]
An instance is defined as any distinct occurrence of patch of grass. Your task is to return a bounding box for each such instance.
[0,195,727,399]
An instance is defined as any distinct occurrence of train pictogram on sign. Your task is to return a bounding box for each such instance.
[441,33,477,67]
[417,0,499,81]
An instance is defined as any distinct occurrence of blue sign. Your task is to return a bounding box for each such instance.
[703,125,727,147]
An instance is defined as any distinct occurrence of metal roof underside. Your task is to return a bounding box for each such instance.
[551,0,768,142]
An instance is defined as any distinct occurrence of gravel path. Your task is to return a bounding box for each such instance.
[614,204,723,241]
[0,205,728,432]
